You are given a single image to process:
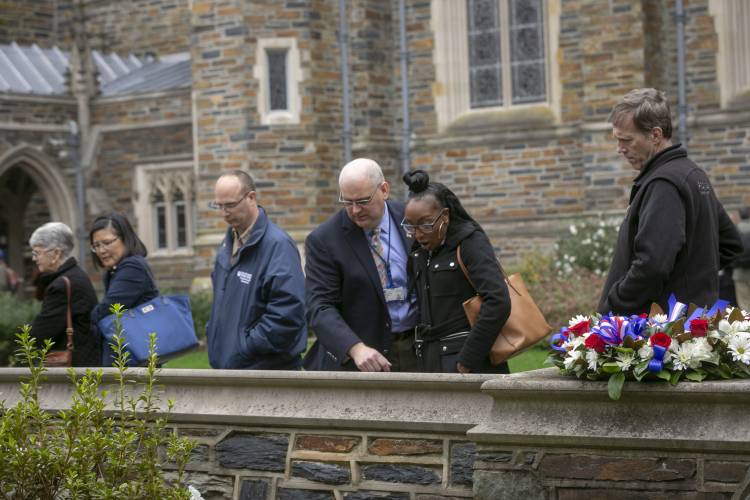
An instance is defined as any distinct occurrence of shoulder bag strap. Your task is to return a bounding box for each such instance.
[456,244,520,296]
[455,244,477,292]
[61,276,74,352]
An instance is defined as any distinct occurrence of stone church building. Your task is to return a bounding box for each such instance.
[1,0,748,292]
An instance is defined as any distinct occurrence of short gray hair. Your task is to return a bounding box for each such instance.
[29,222,75,259]
[609,88,673,139]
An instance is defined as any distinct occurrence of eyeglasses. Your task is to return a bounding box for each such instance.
[31,248,53,259]
[208,192,249,211]
[400,212,444,237]
[338,183,383,208]
[90,237,119,253]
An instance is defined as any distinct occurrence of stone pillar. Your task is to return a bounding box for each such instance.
[469,368,750,499]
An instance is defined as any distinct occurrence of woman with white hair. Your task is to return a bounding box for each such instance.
[30,222,99,366]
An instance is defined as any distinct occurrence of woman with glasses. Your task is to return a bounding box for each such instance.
[29,222,100,365]
[402,170,510,374]
[89,212,158,365]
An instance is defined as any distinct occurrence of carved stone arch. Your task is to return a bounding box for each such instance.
[0,145,77,226]
[0,144,78,280]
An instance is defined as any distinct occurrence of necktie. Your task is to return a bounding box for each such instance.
[370,228,388,287]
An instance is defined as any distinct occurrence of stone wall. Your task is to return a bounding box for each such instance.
[2,368,749,499]
[0,0,59,46]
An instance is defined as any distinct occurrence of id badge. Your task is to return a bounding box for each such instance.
[383,286,406,303]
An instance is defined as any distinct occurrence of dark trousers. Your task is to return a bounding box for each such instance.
[386,329,419,372]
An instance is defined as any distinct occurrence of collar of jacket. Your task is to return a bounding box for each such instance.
[629,143,685,204]
[409,218,480,257]
[38,257,77,287]
[633,143,686,185]
[223,206,269,258]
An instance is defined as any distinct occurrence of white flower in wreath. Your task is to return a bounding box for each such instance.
[564,349,583,370]
[671,339,713,371]
[650,314,668,325]
[615,351,635,371]
[585,349,599,371]
[563,334,586,351]
[727,333,750,365]
[638,344,653,360]
[568,315,590,327]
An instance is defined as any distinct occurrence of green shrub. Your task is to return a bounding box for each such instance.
[0,293,40,365]
[508,247,607,332]
[553,217,619,276]
[528,269,606,331]
[189,291,212,341]
[0,305,196,499]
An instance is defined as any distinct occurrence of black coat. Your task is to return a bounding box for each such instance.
[31,258,100,366]
[409,220,510,373]
[303,200,412,371]
[598,144,744,315]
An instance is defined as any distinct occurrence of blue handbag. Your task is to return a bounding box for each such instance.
[97,294,199,365]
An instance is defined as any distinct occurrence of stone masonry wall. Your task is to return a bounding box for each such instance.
[0,0,59,46]
[173,425,476,499]
[58,0,191,55]
[473,446,750,499]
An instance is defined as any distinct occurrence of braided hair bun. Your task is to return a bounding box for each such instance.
[402,169,430,193]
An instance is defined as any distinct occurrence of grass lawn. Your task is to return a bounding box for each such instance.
[163,340,551,372]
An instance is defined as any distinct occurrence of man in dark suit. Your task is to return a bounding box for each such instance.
[304,158,419,371]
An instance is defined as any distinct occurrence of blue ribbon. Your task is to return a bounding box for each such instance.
[550,327,569,352]
[667,294,687,322]
[706,299,729,318]
[647,344,667,373]
[622,315,647,341]
[591,316,622,346]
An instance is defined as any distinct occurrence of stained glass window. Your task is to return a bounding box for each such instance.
[173,190,187,248]
[152,191,167,250]
[467,0,503,107]
[467,0,546,109]
[267,49,288,111]
[510,0,545,104]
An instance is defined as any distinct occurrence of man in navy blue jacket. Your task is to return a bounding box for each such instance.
[206,170,307,369]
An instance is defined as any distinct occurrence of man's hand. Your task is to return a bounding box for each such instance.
[348,342,392,372]
[456,362,471,374]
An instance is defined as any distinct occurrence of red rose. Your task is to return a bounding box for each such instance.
[584,334,607,353]
[569,320,590,335]
[649,332,672,349]
[639,313,648,319]
[690,318,709,337]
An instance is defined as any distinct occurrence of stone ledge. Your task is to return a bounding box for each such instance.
[0,368,498,433]
[469,368,750,453]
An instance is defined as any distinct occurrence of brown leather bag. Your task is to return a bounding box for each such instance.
[45,276,73,367]
[456,245,551,365]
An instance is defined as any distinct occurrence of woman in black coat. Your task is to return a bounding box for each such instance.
[30,222,100,366]
[403,170,510,374]
[89,213,158,365]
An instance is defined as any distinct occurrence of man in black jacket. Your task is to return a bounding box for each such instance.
[304,158,419,371]
[598,88,744,315]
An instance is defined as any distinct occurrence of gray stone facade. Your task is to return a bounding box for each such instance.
[0,0,749,291]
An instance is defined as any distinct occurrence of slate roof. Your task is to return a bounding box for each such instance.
[0,42,191,96]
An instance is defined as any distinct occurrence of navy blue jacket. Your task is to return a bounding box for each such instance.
[206,207,307,369]
[91,255,159,324]
[92,255,159,364]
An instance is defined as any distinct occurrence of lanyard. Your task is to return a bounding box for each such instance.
[368,215,394,287]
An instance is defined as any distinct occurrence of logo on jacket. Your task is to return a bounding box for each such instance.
[237,271,253,284]
[697,181,712,194]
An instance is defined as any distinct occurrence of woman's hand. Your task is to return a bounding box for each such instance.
[456,362,471,374]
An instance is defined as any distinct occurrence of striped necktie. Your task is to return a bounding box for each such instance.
[370,228,388,287]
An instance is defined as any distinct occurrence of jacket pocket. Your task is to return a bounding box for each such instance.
[430,261,460,296]
[438,331,469,373]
